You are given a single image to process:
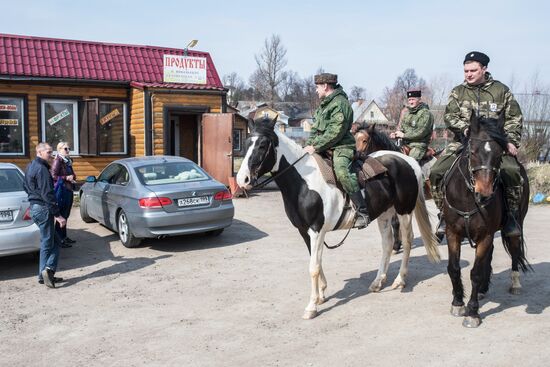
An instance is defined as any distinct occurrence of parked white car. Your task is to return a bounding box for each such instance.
[0,163,40,257]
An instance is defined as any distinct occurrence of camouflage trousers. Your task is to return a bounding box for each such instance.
[333,146,360,194]
[407,142,428,162]
[429,152,523,211]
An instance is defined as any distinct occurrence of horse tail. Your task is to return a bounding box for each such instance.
[501,235,531,272]
[413,185,441,263]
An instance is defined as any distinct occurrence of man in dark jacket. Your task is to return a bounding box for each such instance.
[304,73,370,227]
[24,142,67,288]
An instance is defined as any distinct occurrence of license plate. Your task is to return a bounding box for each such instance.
[0,210,13,222]
[177,196,210,207]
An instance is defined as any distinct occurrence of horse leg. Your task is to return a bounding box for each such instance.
[478,242,494,300]
[392,214,402,253]
[503,234,523,295]
[447,231,465,317]
[298,227,327,304]
[303,229,325,320]
[463,237,493,328]
[370,212,394,292]
[392,214,413,289]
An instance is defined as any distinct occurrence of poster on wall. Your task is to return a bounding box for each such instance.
[163,54,207,84]
[48,109,70,125]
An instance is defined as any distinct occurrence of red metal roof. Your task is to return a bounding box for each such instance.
[0,33,225,91]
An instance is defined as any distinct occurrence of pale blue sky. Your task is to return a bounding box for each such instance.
[4,0,549,98]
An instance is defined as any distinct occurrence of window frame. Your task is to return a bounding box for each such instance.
[0,94,27,157]
[40,98,79,155]
[233,128,242,151]
[98,100,128,155]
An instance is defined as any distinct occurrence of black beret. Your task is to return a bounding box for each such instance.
[407,90,421,98]
[314,73,338,84]
[464,51,490,66]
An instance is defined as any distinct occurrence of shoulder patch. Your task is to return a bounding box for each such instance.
[334,112,344,122]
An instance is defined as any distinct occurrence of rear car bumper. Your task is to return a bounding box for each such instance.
[128,204,234,238]
[0,223,40,257]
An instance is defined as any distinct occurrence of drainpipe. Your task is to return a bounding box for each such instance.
[150,92,156,155]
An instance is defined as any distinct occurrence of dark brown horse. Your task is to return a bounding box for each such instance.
[443,113,530,328]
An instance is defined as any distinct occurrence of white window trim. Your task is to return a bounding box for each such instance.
[99,101,128,155]
[0,97,25,156]
[41,99,79,155]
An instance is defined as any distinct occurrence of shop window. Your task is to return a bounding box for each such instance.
[0,97,25,155]
[233,129,242,151]
[41,99,79,154]
[99,101,127,154]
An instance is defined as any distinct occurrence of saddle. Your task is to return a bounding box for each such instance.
[312,151,388,189]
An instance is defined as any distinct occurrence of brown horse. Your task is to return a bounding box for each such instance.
[443,113,530,328]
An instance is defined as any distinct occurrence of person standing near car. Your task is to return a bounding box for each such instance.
[51,142,77,248]
[24,142,66,288]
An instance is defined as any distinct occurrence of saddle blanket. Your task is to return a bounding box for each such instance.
[313,153,387,187]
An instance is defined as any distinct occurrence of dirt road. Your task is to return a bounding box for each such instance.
[1,191,549,366]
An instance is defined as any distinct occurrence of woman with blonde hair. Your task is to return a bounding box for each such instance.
[51,141,77,248]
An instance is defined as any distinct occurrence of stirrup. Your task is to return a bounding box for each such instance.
[354,212,370,229]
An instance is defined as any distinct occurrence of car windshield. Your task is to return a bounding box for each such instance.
[0,168,25,193]
[134,162,209,186]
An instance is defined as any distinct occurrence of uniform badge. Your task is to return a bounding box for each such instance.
[334,112,344,122]
[411,120,416,127]
[490,103,497,112]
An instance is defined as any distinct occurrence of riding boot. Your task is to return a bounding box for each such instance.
[431,188,445,241]
[503,186,522,238]
[350,191,371,229]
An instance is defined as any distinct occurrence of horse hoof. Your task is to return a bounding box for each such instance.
[302,310,318,320]
[509,287,521,295]
[462,316,482,328]
[450,305,466,317]
[369,284,382,292]
[391,280,406,289]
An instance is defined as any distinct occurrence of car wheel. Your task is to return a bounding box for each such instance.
[206,228,224,237]
[117,210,141,248]
[79,193,96,223]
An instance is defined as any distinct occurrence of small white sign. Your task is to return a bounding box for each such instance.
[0,119,18,126]
[0,104,17,111]
[48,109,70,125]
[163,55,207,84]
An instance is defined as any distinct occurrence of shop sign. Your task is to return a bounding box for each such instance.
[48,109,70,125]
[100,109,121,125]
[0,104,17,111]
[0,119,18,126]
[163,55,207,84]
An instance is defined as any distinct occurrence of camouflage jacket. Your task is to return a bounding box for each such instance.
[444,72,523,147]
[306,87,355,152]
[401,102,434,147]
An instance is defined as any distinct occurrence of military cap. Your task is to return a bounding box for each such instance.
[463,51,490,66]
[253,106,279,123]
[407,89,421,98]
[314,73,338,84]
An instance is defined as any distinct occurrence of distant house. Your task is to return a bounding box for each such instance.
[352,99,395,132]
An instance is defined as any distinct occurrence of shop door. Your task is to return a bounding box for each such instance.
[202,113,234,186]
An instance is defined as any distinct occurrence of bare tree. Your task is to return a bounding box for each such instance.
[253,34,288,106]
[223,72,246,106]
[349,86,366,102]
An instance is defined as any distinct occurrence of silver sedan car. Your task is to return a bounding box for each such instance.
[0,163,40,257]
[79,156,234,247]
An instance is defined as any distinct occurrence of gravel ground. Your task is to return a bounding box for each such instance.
[1,191,549,367]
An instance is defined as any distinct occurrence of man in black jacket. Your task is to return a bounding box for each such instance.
[24,142,66,288]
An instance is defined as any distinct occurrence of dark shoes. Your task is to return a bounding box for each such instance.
[60,237,76,248]
[350,191,371,229]
[40,268,56,288]
[38,276,63,285]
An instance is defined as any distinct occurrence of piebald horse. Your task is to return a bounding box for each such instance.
[237,116,440,319]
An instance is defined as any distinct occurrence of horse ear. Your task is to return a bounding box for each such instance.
[469,111,480,134]
[497,109,506,130]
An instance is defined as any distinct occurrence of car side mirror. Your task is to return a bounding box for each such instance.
[86,176,97,183]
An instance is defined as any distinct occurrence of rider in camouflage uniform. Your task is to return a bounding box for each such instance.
[429,51,524,238]
[391,89,434,161]
[304,73,370,226]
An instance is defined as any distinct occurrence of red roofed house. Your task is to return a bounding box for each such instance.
[0,33,235,184]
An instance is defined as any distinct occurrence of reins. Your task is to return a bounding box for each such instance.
[247,152,308,191]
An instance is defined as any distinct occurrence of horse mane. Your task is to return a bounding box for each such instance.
[474,117,509,150]
[362,126,400,153]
